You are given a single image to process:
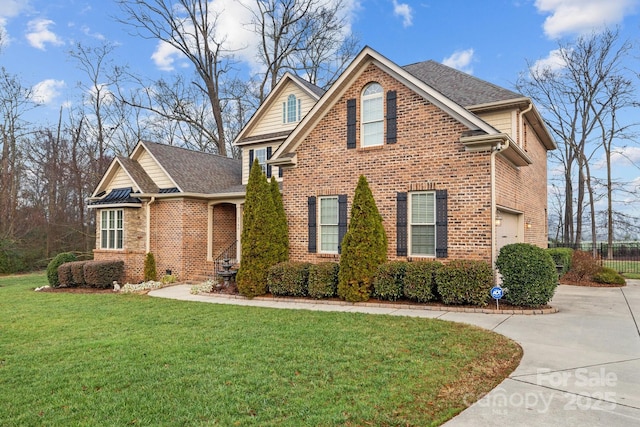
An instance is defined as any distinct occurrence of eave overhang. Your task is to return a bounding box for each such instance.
[460,133,532,167]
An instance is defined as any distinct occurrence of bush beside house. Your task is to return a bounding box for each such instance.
[307,262,339,299]
[496,243,557,307]
[403,261,442,302]
[47,252,77,287]
[144,252,157,282]
[436,260,492,307]
[338,175,388,302]
[268,261,311,297]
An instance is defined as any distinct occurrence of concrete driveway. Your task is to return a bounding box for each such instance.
[150,280,640,426]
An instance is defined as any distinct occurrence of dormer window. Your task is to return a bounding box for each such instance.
[283,94,301,123]
[361,83,383,147]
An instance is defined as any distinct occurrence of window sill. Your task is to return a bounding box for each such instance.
[357,144,384,152]
[318,253,340,259]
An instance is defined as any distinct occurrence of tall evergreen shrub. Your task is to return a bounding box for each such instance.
[338,175,388,302]
[237,160,277,298]
[270,176,289,264]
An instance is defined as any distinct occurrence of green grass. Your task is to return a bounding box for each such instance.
[0,274,521,426]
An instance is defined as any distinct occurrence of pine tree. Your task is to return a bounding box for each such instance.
[144,252,157,282]
[338,175,388,302]
[236,160,276,297]
[270,176,289,263]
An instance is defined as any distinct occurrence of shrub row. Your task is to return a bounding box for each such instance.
[267,259,495,307]
[560,250,626,285]
[57,259,124,289]
[547,247,572,275]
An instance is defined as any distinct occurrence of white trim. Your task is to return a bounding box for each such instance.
[408,191,436,257]
[135,141,182,192]
[318,196,340,254]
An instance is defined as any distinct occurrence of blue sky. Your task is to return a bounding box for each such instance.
[1,0,639,228]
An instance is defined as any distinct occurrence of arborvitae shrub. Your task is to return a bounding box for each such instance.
[495,243,557,307]
[403,260,442,303]
[57,263,74,287]
[308,262,339,299]
[270,176,289,264]
[547,248,573,275]
[564,250,601,282]
[592,267,626,285]
[436,260,493,306]
[47,252,77,287]
[237,160,277,298]
[267,261,310,297]
[338,175,387,302]
[373,261,407,301]
[144,252,157,282]
[83,260,124,288]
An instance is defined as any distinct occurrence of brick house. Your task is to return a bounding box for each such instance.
[90,47,555,283]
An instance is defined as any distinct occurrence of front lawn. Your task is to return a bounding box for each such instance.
[0,274,521,426]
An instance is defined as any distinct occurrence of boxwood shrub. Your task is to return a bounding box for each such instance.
[83,260,124,288]
[436,260,492,307]
[592,267,626,285]
[403,260,442,303]
[308,262,339,299]
[46,252,77,287]
[547,247,573,275]
[373,261,407,301]
[57,262,74,287]
[267,261,311,297]
[496,243,557,307]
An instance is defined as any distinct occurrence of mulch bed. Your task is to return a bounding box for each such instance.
[38,286,115,294]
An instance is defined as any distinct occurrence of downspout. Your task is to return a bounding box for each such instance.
[146,196,156,253]
[519,102,533,146]
[491,139,509,272]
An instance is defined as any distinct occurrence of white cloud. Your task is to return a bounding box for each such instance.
[534,0,639,39]
[26,18,64,50]
[610,146,640,167]
[32,79,65,104]
[442,49,475,74]
[0,0,29,47]
[530,48,568,77]
[80,25,105,41]
[392,0,413,27]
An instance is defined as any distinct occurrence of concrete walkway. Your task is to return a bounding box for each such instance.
[149,280,640,426]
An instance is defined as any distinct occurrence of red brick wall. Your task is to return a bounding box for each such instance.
[283,63,494,264]
[212,203,237,260]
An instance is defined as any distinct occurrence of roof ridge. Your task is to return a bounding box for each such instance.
[142,140,240,162]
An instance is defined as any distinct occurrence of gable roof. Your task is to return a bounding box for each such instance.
[117,156,159,193]
[141,141,241,194]
[271,46,500,162]
[234,72,325,145]
[402,60,524,107]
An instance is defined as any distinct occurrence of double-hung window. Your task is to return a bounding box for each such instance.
[254,147,267,175]
[361,83,383,147]
[319,196,339,253]
[101,209,124,249]
[410,192,436,256]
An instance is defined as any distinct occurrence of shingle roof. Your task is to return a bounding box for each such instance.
[117,156,159,193]
[142,141,242,194]
[402,60,523,107]
[289,74,326,97]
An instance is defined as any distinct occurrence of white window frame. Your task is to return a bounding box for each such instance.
[101,209,124,250]
[361,83,384,147]
[319,196,339,254]
[283,94,301,123]
[254,147,267,175]
[409,192,436,257]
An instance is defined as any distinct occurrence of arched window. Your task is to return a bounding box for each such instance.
[361,83,383,147]
[283,94,301,123]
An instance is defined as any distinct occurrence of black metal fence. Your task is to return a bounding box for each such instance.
[548,242,640,274]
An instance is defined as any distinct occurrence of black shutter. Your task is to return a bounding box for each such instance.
[396,192,407,256]
[278,166,283,178]
[338,194,348,254]
[386,91,397,144]
[308,196,317,253]
[436,190,448,258]
[248,149,254,171]
[346,98,356,149]
[266,146,272,178]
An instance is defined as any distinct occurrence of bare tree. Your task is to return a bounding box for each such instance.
[247,0,359,101]
[517,28,637,249]
[116,0,233,156]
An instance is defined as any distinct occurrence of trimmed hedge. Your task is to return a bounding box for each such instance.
[308,262,339,299]
[57,263,73,287]
[404,260,442,303]
[496,243,557,307]
[46,252,77,287]
[267,261,311,297]
[592,267,626,285]
[373,261,406,301]
[436,260,492,307]
[57,261,88,287]
[84,260,124,288]
[547,248,573,275]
